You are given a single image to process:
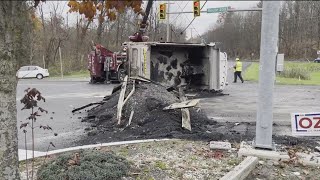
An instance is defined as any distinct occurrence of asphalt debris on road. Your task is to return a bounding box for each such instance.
[77,82,318,150]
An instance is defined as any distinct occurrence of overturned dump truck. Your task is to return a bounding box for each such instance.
[124,42,228,91]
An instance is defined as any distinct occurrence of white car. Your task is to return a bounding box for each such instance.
[16,66,49,79]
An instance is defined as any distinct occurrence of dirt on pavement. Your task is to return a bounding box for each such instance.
[76,81,318,150]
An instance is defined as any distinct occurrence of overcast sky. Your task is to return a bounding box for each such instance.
[39,1,259,39]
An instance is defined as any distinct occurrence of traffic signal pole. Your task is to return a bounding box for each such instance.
[255,1,280,149]
[166,3,281,150]
[167,8,262,14]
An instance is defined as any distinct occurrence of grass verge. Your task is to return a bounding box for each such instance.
[20,140,243,180]
[49,69,89,79]
[244,62,320,85]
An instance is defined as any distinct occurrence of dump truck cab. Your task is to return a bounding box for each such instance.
[88,44,127,83]
[124,42,228,91]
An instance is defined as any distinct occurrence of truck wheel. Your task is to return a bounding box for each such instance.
[89,77,96,84]
[117,69,126,82]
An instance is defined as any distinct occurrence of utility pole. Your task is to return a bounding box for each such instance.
[190,28,196,43]
[166,0,170,42]
[255,1,280,149]
[42,55,45,69]
[59,46,64,79]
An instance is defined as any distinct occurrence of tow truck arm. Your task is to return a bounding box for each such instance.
[129,0,153,42]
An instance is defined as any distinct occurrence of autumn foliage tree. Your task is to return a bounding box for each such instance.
[68,0,143,22]
[67,0,144,61]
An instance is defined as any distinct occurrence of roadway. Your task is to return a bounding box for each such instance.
[17,79,115,151]
[16,67,319,151]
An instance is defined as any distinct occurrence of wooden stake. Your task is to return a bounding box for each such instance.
[117,75,128,125]
[179,88,191,131]
[128,111,134,126]
[123,80,135,106]
[163,99,200,110]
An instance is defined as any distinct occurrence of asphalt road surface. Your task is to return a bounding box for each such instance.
[16,65,319,151]
[202,61,319,135]
[17,79,115,151]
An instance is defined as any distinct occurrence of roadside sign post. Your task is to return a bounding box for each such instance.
[254,1,281,149]
[276,54,284,72]
[291,113,320,136]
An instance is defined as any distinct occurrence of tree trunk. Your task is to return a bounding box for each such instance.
[96,11,105,44]
[0,1,21,179]
[318,8,320,49]
[116,16,121,47]
[40,4,49,68]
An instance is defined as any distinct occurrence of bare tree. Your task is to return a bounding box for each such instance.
[204,1,320,60]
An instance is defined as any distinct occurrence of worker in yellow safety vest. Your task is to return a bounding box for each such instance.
[233,58,244,83]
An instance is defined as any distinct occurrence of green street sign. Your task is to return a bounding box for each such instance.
[207,7,228,13]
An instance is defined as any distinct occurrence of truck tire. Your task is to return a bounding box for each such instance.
[117,69,126,82]
[89,77,97,84]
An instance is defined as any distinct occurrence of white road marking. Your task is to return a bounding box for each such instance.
[18,149,46,161]
[16,92,109,101]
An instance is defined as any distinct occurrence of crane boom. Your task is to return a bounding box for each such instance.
[129,0,154,42]
[139,0,154,33]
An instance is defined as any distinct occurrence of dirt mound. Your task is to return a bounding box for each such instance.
[80,82,222,143]
[78,82,318,150]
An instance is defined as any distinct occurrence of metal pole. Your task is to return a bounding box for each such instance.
[59,46,63,79]
[167,8,262,14]
[255,1,280,149]
[166,0,170,42]
[42,55,45,69]
[227,8,262,12]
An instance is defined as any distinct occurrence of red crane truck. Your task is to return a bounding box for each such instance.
[87,44,127,83]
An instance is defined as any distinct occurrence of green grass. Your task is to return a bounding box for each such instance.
[49,69,89,79]
[243,63,260,81]
[244,62,320,85]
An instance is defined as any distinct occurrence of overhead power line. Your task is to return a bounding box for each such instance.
[174,2,202,39]
[171,1,189,24]
[180,0,207,35]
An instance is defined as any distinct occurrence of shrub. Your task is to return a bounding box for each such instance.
[279,67,311,80]
[37,150,130,180]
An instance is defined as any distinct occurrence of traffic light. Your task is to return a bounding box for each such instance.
[159,3,166,20]
[193,0,200,17]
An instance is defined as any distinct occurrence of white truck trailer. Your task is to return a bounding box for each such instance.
[123,42,228,91]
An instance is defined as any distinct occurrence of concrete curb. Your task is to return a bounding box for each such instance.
[19,138,173,161]
[238,141,320,167]
[220,156,258,180]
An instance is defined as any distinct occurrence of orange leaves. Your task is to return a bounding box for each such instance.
[107,11,117,21]
[97,3,104,11]
[68,0,96,20]
[68,0,80,13]
[68,0,142,21]
[98,14,105,23]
